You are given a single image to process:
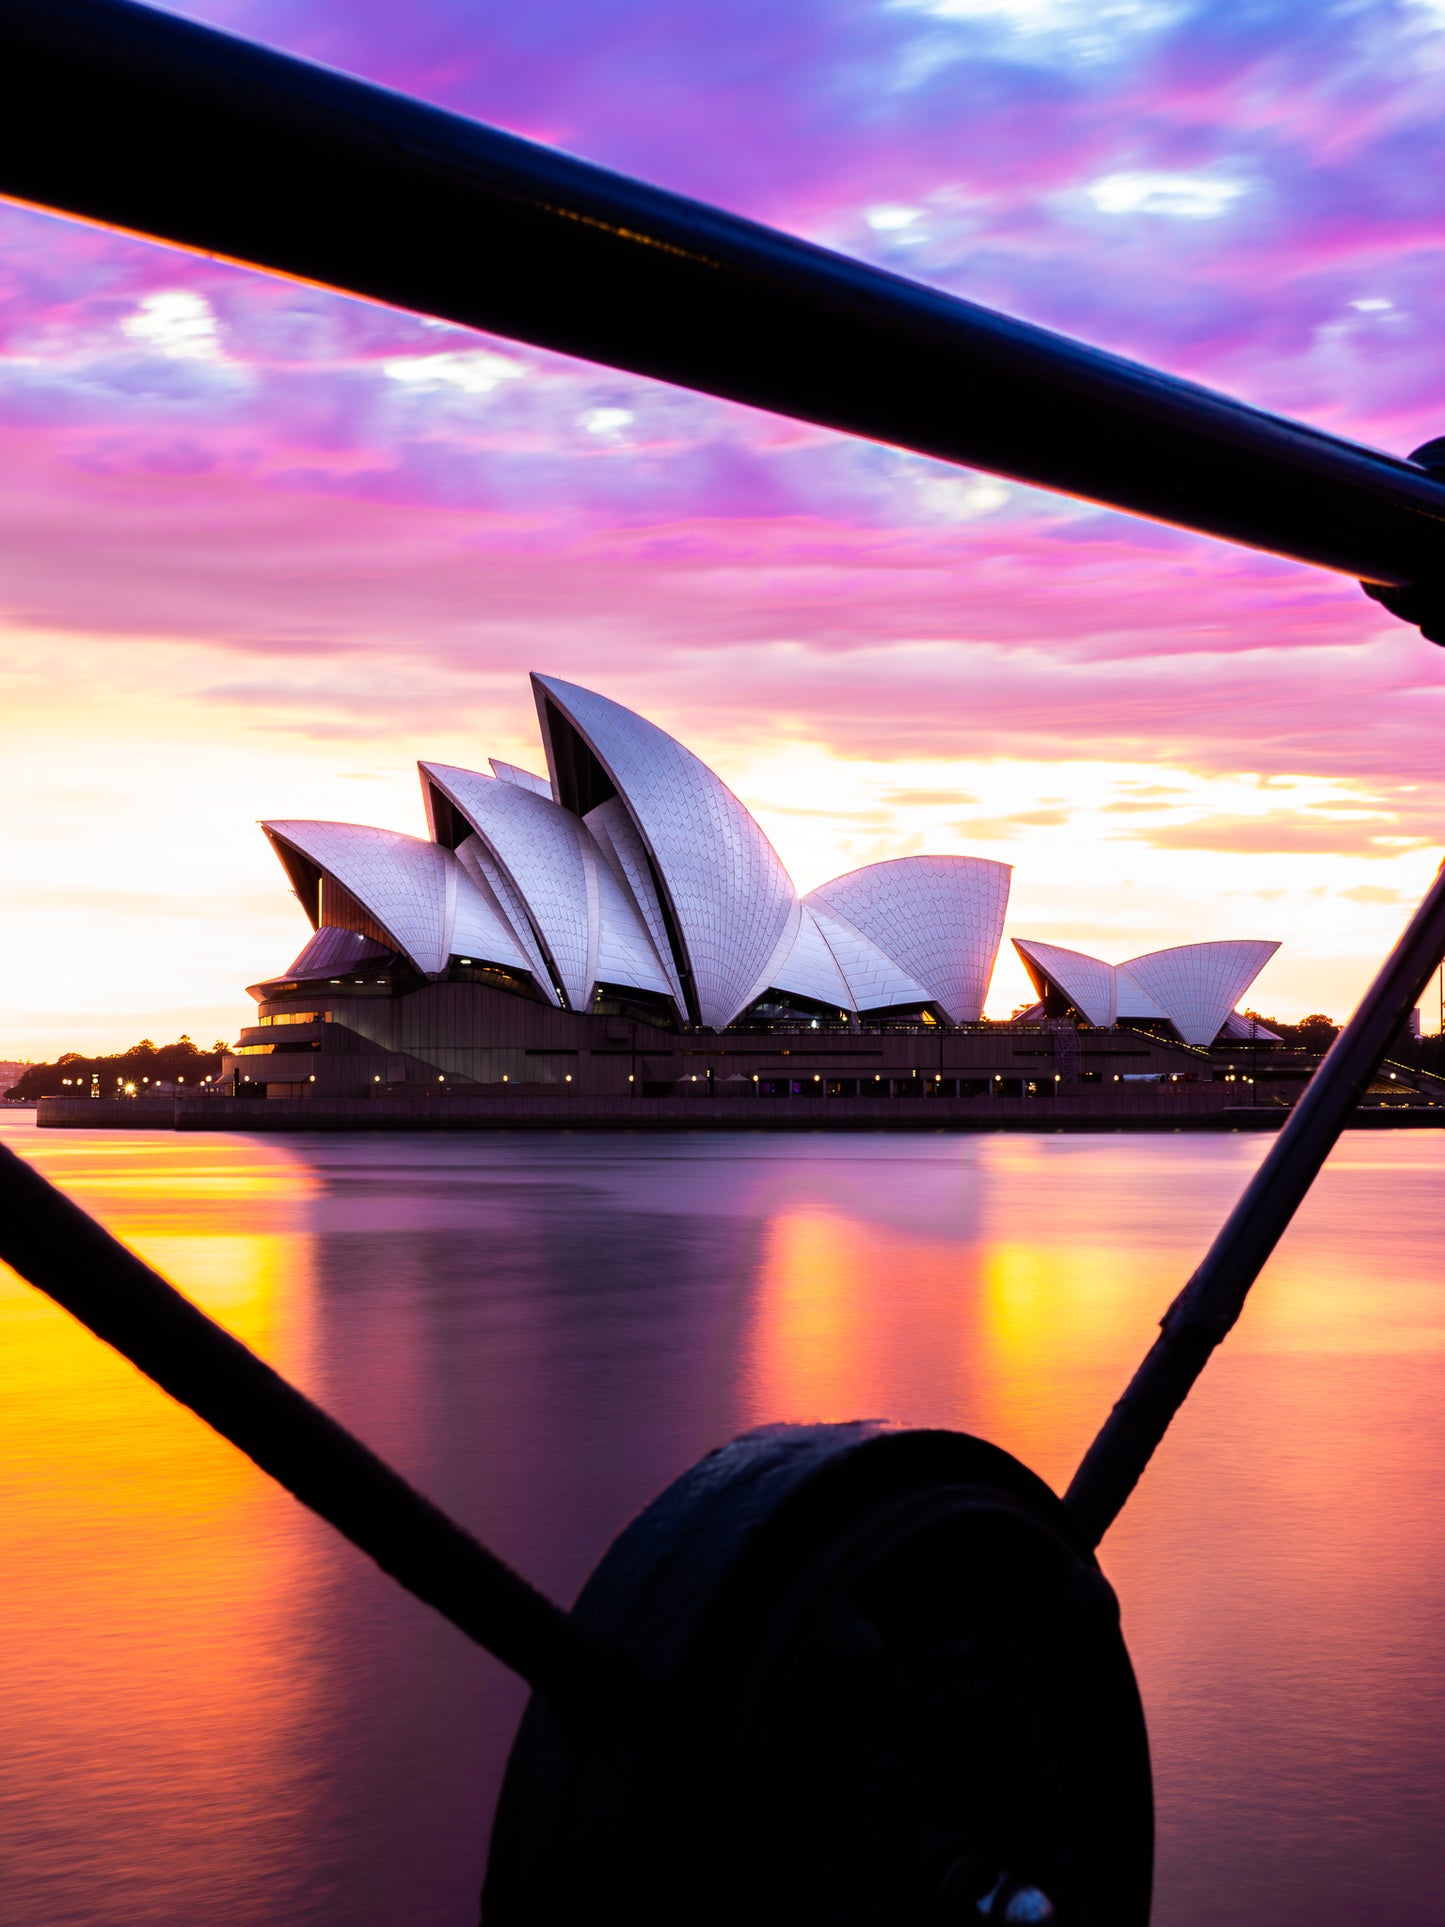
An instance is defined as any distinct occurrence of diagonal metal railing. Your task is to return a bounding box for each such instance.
[1065,857,1445,1547]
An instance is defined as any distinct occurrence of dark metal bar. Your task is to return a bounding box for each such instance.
[0,1140,622,1713]
[3,0,1445,593]
[1066,858,1445,1549]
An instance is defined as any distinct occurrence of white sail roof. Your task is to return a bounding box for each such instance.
[1113,966,1171,1021]
[584,797,688,1008]
[489,758,553,798]
[1217,1010,1282,1043]
[281,926,392,979]
[808,856,1012,1023]
[453,835,559,1003]
[1014,939,1120,1028]
[591,832,676,995]
[534,674,797,1029]
[1121,940,1280,1049]
[422,762,597,1010]
[1014,935,1279,1045]
[771,905,854,1010]
[263,820,507,979]
[447,840,536,975]
[806,903,933,1012]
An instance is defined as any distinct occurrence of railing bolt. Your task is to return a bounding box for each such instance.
[998,1886,1055,1923]
[970,1875,1056,1923]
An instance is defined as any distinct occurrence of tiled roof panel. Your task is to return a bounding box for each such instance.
[489,758,554,798]
[423,762,594,1008]
[809,856,1012,1022]
[807,904,932,1010]
[535,674,797,1028]
[1122,940,1280,1048]
[453,835,558,1000]
[1013,939,1119,1028]
[591,838,676,995]
[771,905,853,1009]
[1014,936,1279,1044]
[585,798,687,1008]
[282,926,393,978]
[1113,965,1170,1020]
[448,839,534,973]
[263,820,454,975]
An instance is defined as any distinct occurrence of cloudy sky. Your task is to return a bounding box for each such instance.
[3,0,1445,1055]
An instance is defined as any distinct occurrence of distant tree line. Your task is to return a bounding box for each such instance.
[1241,1011,1341,1050]
[5,1036,230,1100]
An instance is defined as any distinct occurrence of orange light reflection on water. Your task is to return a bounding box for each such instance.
[740,1139,1181,1496]
[743,1206,978,1425]
[0,1125,324,1923]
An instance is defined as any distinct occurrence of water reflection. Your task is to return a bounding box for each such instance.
[0,1134,323,1924]
[1,1117,1442,1924]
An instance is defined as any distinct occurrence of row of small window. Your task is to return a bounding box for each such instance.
[258,1010,333,1026]
[658,1076,1063,1098]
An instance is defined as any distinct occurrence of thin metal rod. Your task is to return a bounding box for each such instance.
[0,1140,622,1714]
[3,0,1445,592]
[1066,859,1445,1550]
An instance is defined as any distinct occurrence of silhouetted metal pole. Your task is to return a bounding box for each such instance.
[2,0,1445,610]
[1066,859,1445,1549]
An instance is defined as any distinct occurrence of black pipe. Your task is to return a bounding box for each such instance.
[1065,858,1445,1549]
[0,1140,624,1714]
[2,0,1445,597]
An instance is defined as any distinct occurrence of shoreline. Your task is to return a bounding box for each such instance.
[34,1094,1444,1134]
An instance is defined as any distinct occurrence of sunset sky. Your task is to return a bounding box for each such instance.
[3,0,1445,1057]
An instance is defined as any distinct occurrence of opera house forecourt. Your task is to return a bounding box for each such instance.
[56,666,1324,1134]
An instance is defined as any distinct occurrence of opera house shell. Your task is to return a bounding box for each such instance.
[1013,937,1280,1048]
[258,673,1014,1032]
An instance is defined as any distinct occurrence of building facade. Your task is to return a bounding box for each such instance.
[224,674,1280,1104]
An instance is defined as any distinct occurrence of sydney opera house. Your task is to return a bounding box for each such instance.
[226,673,1280,1105]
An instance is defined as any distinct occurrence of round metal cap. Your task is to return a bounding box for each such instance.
[483,1422,1152,1927]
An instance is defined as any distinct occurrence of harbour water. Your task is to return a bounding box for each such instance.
[2,1111,1443,1926]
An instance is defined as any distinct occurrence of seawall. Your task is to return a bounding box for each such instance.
[35,1093,1444,1132]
